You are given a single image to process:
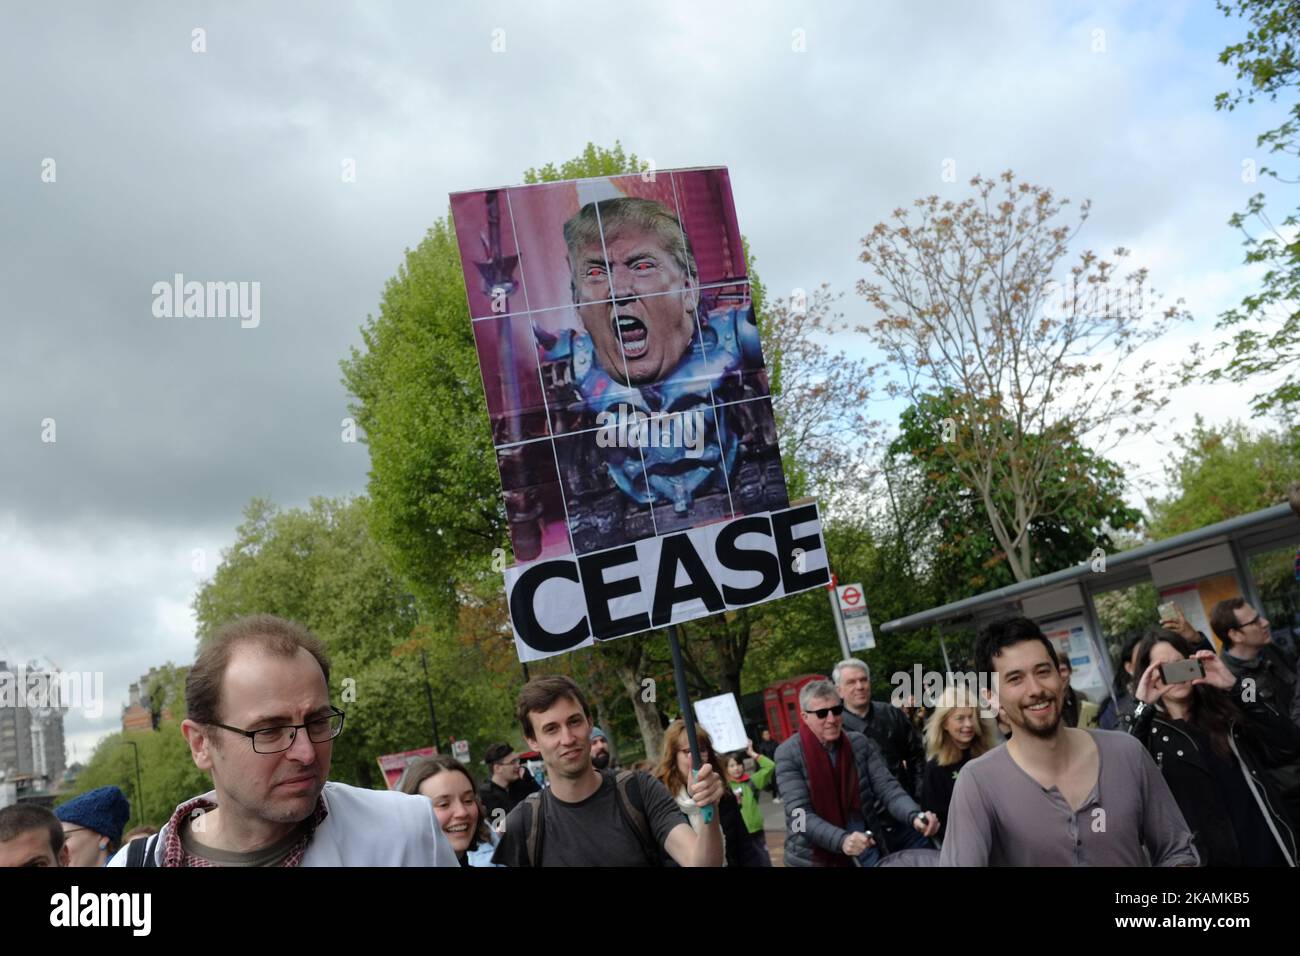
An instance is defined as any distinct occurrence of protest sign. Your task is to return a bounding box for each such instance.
[451,168,830,661]
[693,692,748,754]
[376,747,437,790]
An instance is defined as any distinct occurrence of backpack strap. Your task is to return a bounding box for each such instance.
[522,791,545,867]
[615,770,661,866]
[127,832,159,868]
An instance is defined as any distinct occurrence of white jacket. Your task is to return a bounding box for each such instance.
[108,781,458,867]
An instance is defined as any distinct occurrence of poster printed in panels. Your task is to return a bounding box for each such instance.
[451,168,830,661]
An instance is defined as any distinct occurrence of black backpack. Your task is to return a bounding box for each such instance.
[521,770,660,866]
[125,832,160,867]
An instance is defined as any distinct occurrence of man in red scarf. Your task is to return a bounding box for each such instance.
[774,680,939,866]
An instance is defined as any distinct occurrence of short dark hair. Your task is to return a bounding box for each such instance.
[516,675,590,740]
[187,615,331,726]
[0,804,63,856]
[975,616,1059,677]
[1210,597,1248,647]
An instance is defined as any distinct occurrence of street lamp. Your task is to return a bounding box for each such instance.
[417,648,442,753]
[122,739,145,827]
[392,634,441,752]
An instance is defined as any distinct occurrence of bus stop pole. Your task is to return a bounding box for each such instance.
[828,585,851,660]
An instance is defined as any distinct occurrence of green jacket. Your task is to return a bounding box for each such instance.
[728,755,776,834]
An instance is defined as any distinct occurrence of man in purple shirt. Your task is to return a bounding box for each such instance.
[940,616,1198,867]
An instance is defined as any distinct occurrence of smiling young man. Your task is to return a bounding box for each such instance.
[109,614,457,867]
[939,617,1198,867]
[492,675,725,866]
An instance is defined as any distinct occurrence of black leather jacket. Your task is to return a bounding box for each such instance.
[1221,644,1298,728]
[841,700,925,798]
[1127,696,1298,866]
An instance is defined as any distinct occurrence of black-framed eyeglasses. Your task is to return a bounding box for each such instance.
[804,705,844,719]
[1237,612,1262,629]
[209,708,345,754]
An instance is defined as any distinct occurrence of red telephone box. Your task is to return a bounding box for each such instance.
[763,673,827,741]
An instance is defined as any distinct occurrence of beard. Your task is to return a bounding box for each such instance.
[1013,697,1062,738]
[591,751,610,770]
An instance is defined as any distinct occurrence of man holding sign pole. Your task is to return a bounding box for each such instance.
[492,676,724,866]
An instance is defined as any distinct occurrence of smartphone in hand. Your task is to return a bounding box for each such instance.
[1160,658,1204,684]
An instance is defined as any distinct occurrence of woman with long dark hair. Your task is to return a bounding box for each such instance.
[1127,628,1298,867]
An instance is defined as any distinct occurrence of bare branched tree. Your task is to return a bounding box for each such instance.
[857,171,1192,581]
[761,283,881,513]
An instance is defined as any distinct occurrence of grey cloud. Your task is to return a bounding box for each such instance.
[0,0,1273,753]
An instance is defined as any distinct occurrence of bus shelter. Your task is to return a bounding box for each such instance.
[880,503,1300,711]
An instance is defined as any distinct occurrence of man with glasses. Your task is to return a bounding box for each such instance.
[774,679,939,867]
[109,614,457,867]
[55,785,130,867]
[480,742,541,827]
[1212,598,1299,728]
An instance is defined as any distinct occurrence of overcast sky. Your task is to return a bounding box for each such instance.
[2,1,1289,761]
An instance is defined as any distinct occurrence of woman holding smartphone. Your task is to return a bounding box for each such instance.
[1128,627,1299,866]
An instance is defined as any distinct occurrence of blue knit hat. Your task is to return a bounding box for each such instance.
[55,786,131,846]
[590,726,608,741]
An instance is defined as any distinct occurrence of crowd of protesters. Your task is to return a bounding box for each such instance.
[4,599,1299,868]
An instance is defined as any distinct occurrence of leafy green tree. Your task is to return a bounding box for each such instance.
[522,142,650,185]
[1147,417,1300,535]
[1094,580,1160,660]
[59,723,210,831]
[1211,0,1300,416]
[192,496,516,788]
[887,390,1143,601]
